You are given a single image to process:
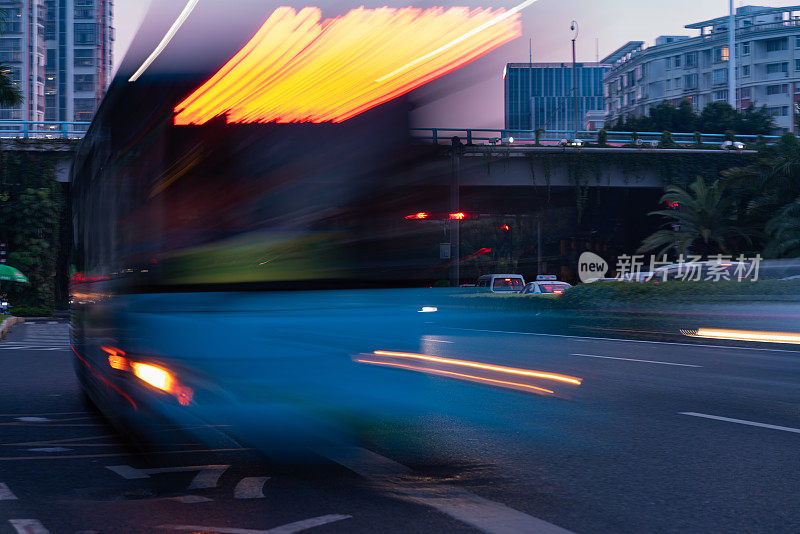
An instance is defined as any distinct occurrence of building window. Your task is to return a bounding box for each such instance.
[713,68,728,85]
[683,74,698,89]
[796,59,800,72]
[796,36,800,49]
[74,23,96,45]
[674,55,681,68]
[713,90,728,101]
[740,87,751,99]
[765,38,788,52]
[766,84,788,95]
[685,51,698,67]
[714,46,729,62]
[74,49,94,67]
[74,98,96,121]
[742,65,750,77]
[767,106,789,117]
[666,79,672,90]
[0,38,21,63]
[74,74,94,92]
[75,0,94,19]
[665,57,671,70]
[742,41,751,55]
[766,62,789,74]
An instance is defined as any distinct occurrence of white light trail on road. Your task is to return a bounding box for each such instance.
[129,0,200,82]
[571,353,702,368]
[680,412,800,434]
[690,328,800,344]
[376,0,539,82]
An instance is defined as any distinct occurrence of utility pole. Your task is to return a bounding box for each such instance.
[450,137,462,287]
[571,21,579,139]
[537,216,542,276]
[728,0,737,109]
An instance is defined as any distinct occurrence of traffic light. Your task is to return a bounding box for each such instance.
[0,242,6,264]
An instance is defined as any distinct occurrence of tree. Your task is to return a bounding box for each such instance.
[697,102,738,134]
[639,176,754,257]
[0,10,21,108]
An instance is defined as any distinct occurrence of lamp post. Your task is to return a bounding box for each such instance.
[728,0,736,109]
[570,20,579,140]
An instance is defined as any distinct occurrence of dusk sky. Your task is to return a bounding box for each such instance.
[112,0,800,128]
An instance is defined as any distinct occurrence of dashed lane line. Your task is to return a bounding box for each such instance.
[327,447,574,534]
[234,477,270,499]
[158,515,353,534]
[0,482,18,500]
[9,520,50,534]
[571,353,702,368]
[680,412,800,434]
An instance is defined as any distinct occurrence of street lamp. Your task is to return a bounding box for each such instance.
[570,20,579,140]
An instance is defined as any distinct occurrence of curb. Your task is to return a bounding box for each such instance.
[0,316,23,340]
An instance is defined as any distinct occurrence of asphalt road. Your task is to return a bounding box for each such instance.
[1,318,799,533]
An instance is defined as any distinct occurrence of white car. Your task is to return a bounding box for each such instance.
[521,281,572,295]
[476,274,526,293]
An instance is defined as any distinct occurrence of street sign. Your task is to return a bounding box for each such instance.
[440,243,451,260]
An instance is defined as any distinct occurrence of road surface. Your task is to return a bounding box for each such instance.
[0,319,798,533]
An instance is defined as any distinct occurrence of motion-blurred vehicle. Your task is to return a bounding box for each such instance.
[621,272,654,282]
[521,281,572,295]
[70,0,542,457]
[476,274,526,293]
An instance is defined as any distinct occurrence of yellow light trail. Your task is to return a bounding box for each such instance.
[376,0,540,82]
[372,350,583,385]
[355,359,555,395]
[689,328,800,344]
[174,5,522,125]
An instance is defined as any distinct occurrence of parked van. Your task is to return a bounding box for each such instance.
[476,274,526,293]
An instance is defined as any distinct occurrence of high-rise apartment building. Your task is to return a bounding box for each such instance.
[0,0,113,122]
[604,5,800,133]
[504,62,609,133]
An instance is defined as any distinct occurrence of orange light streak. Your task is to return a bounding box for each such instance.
[355,359,555,395]
[687,328,800,344]
[372,350,582,385]
[174,6,522,125]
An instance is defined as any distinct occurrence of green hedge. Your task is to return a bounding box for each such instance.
[451,280,800,312]
[12,306,54,317]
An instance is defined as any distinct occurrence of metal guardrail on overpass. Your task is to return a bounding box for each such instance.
[0,121,91,139]
[410,128,787,148]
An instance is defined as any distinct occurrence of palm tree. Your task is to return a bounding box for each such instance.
[639,176,755,258]
[0,10,22,108]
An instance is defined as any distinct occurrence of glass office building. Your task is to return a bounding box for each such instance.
[504,62,609,132]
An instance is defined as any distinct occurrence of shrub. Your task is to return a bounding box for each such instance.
[597,129,608,146]
[12,306,54,317]
[661,131,675,148]
[694,131,703,146]
[724,130,736,142]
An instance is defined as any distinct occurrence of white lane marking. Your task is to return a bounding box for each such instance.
[572,353,702,368]
[9,520,50,534]
[15,417,50,422]
[450,327,800,354]
[107,464,229,489]
[680,412,800,434]
[157,515,352,534]
[264,515,353,534]
[106,465,149,479]
[25,447,73,453]
[0,482,18,500]
[328,447,573,534]
[170,494,214,504]
[234,476,270,499]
